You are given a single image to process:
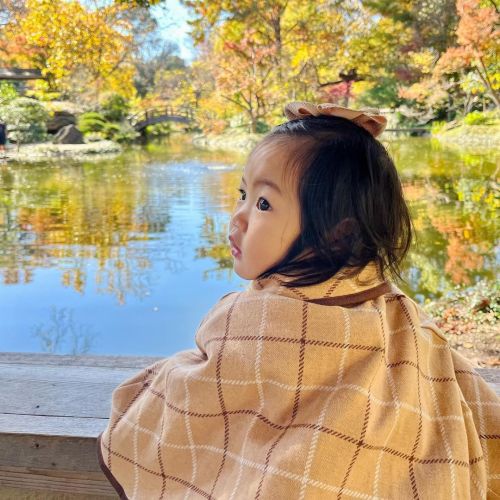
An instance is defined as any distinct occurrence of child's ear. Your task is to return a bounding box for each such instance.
[331,218,358,242]
[329,218,360,256]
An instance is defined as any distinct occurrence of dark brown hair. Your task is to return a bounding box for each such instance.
[256,115,413,287]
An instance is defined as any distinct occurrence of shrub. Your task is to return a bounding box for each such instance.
[102,122,121,139]
[255,120,270,133]
[78,112,107,134]
[100,121,139,143]
[145,121,171,138]
[77,111,139,143]
[0,97,49,143]
[79,111,106,121]
[101,94,131,122]
[0,82,19,105]
[112,122,140,143]
[430,120,447,134]
[463,111,492,126]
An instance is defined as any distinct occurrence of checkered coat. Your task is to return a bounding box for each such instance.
[98,263,499,499]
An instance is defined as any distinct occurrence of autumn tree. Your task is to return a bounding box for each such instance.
[118,0,497,124]
[0,0,151,104]
[134,41,184,97]
[0,1,27,64]
[211,26,279,132]
[178,0,380,128]
[364,0,458,54]
[434,0,499,108]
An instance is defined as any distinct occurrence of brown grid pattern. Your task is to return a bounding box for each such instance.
[98,263,499,499]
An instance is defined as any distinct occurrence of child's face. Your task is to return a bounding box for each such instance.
[229,139,301,280]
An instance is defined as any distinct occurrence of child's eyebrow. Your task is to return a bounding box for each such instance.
[241,176,282,195]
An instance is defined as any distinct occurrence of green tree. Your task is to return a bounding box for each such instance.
[0,97,49,144]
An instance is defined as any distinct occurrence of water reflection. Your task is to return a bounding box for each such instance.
[196,215,235,280]
[1,154,177,303]
[388,139,499,299]
[0,136,497,354]
[32,306,97,354]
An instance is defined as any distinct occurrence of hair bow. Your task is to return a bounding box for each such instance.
[283,101,387,138]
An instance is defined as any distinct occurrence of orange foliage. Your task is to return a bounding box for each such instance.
[444,236,484,285]
[435,0,498,75]
[428,210,487,285]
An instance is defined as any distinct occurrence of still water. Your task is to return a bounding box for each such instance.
[0,136,498,355]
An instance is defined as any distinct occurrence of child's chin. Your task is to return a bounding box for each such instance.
[233,263,258,281]
[233,269,252,280]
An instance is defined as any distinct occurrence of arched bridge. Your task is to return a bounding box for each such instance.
[129,105,195,131]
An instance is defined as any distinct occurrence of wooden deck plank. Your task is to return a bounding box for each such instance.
[0,366,138,419]
[0,433,104,471]
[1,379,122,418]
[0,352,162,368]
[1,351,496,387]
[475,368,500,394]
[0,363,141,382]
[0,414,107,438]
[0,354,157,496]
[0,353,497,497]
[0,466,116,496]
[0,486,114,500]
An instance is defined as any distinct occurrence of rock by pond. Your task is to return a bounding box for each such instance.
[52,124,84,145]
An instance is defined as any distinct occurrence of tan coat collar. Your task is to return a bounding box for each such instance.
[249,261,391,307]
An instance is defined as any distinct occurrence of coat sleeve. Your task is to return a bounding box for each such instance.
[413,299,499,497]
[96,292,241,497]
[450,348,500,498]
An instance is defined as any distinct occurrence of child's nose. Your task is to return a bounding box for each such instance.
[230,205,248,232]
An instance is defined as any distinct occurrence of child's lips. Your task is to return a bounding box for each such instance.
[229,235,242,258]
[230,246,241,258]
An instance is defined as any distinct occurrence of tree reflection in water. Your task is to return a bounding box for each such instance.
[32,306,97,354]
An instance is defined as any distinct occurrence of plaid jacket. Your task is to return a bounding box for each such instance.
[98,263,499,499]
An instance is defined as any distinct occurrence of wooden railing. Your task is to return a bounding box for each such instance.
[0,352,498,498]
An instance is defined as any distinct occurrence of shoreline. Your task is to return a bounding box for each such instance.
[191,127,500,154]
[191,131,262,153]
[3,124,498,162]
[432,123,500,149]
[422,280,499,368]
[0,140,122,162]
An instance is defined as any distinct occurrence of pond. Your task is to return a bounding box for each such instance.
[0,136,498,356]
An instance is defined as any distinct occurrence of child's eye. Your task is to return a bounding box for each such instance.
[237,189,271,211]
[257,197,271,211]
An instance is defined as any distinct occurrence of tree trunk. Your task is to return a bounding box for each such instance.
[249,114,258,133]
[273,17,282,82]
[447,94,453,121]
[475,60,500,109]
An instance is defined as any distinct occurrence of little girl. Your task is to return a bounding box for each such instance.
[98,102,499,499]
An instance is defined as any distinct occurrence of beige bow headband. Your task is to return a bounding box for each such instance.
[283,101,387,138]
